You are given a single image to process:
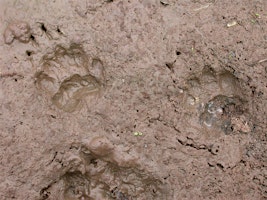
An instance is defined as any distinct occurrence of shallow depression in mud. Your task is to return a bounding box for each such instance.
[34,44,106,112]
[179,66,252,137]
[40,137,169,200]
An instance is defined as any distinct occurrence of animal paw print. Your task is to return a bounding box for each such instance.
[183,66,251,134]
[35,43,105,112]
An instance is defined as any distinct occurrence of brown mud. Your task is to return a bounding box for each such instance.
[0,0,267,199]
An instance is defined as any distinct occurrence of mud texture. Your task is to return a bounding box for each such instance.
[0,0,267,199]
[35,44,104,113]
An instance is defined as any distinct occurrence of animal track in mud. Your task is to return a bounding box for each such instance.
[185,66,241,106]
[199,95,251,134]
[35,44,105,112]
[182,66,251,134]
[51,74,101,113]
[63,172,90,200]
[41,137,168,199]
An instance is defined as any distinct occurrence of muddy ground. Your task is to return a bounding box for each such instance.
[0,0,267,199]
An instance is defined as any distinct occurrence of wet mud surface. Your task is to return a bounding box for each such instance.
[35,44,104,113]
[0,0,267,199]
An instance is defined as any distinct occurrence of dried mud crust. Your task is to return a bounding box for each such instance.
[3,21,32,44]
[0,0,267,200]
